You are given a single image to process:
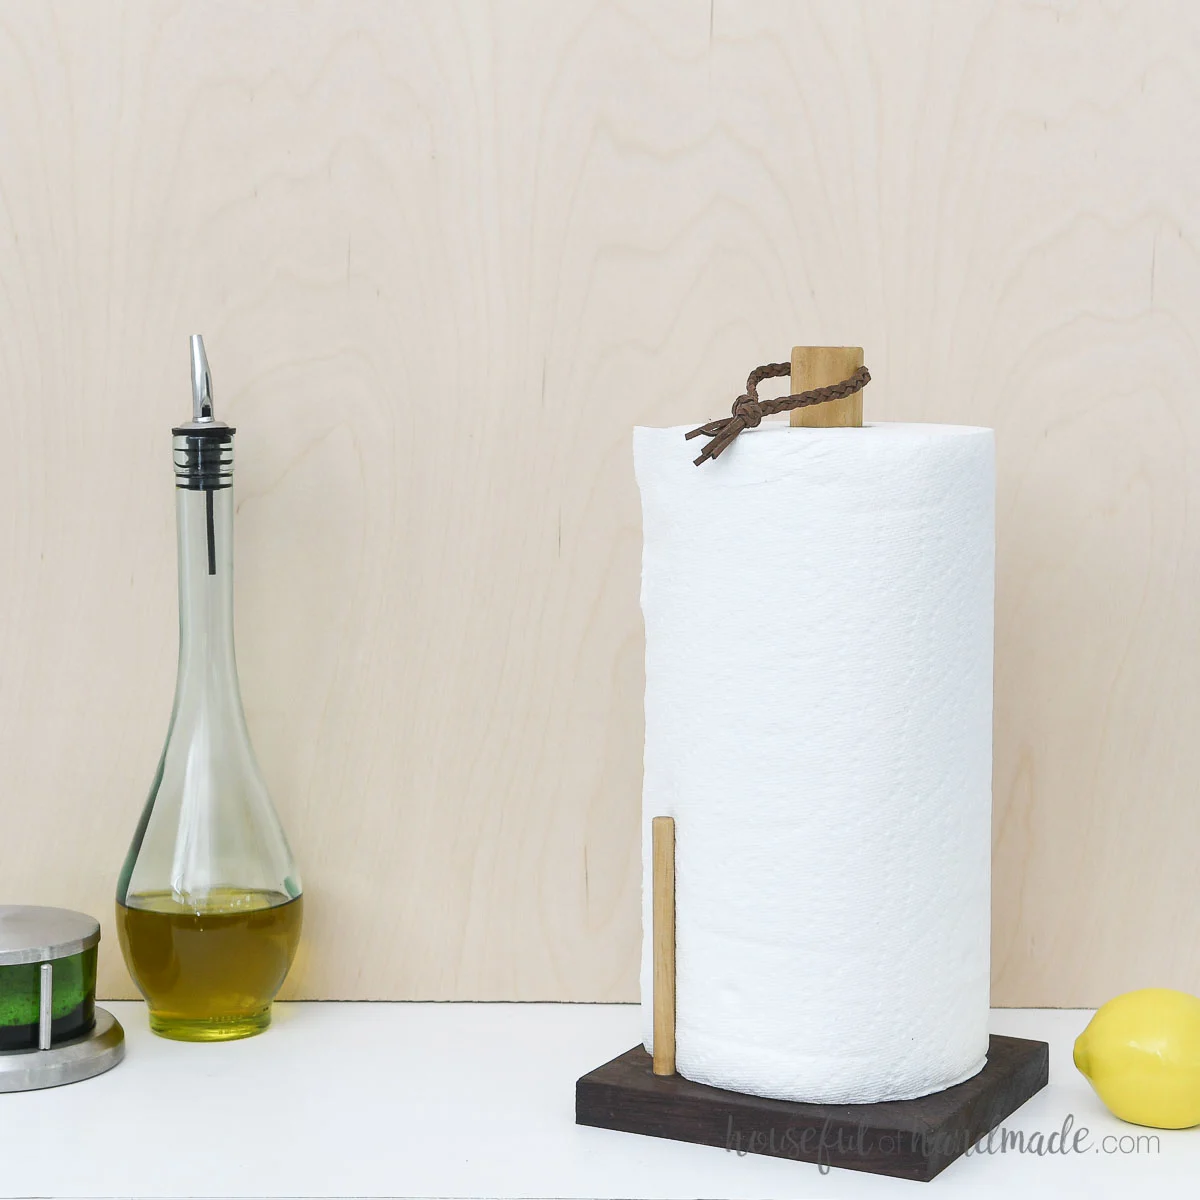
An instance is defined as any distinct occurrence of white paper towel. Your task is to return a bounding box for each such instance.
[635,420,994,1105]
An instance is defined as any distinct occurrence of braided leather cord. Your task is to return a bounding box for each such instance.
[685,362,871,465]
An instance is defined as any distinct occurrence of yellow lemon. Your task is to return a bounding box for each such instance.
[1074,988,1200,1128]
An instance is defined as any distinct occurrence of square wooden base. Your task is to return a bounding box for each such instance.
[576,1035,1049,1182]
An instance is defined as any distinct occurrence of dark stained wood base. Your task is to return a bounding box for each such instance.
[576,1036,1049,1182]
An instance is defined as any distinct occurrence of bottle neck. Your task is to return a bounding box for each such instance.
[175,484,237,674]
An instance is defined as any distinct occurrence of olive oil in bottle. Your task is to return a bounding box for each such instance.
[116,337,303,1042]
[117,890,303,1041]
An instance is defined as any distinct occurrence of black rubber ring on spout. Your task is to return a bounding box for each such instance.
[172,426,235,491]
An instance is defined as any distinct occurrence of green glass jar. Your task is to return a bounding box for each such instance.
[0,950,97,1051]
[0,908,99,1051]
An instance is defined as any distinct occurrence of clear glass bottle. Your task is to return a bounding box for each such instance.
[116,335,302,1042]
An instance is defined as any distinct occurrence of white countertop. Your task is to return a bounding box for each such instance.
[0,1003,1192,1198]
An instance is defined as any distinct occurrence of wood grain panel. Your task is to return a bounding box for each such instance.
[0,0,1195,1004]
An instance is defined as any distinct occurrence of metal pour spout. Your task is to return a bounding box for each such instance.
[190,334,214,423]
[174,335,234,577]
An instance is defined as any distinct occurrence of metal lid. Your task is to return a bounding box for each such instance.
[0,907,101,966]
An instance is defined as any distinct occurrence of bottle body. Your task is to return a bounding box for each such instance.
[117,428,302,1041]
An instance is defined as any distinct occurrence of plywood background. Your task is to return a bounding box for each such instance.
[0,0,1196,1005]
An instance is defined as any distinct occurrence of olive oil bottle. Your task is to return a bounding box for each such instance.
[117,337,302,1041]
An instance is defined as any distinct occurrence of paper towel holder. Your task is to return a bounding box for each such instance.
[577,345,1049,1181]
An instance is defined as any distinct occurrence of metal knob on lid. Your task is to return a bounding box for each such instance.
[0,906,124,1092]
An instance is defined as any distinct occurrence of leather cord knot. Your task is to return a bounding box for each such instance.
[732,397,763,428]
[685,361,871,466]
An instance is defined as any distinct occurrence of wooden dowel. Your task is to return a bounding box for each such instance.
[652,815,676,1076]
[790,346,865,428]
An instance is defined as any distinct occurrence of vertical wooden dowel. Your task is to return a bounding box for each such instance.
[790,346,865,428]
[652,815,676,1076]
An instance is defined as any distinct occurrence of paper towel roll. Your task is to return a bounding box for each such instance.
[636,421,994,1105]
